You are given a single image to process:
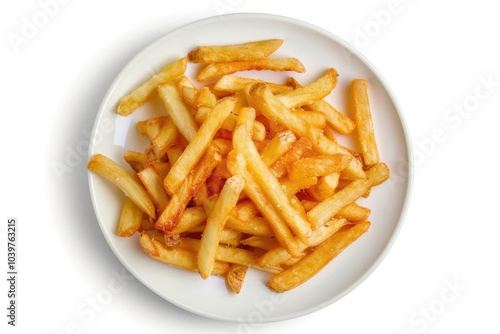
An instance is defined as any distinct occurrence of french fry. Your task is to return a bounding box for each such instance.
[257,218,348,268]
[197,58,306,82]
[351,79,379,166]
[164,97,237,194]
[92,39,391,294]
[117,197,143,237]
[226,150,299,256]
[123,151,149,172]
[118,57,187,116]
[155,144,221,232]
[157,83,199,142]
[88,154,156,218]
[148,117,180,162]
[140,232,229,276]
[277,68,338,108]
[188,39,283,63]
[259,130,297,167]
[232,123,312,245]
[137,165,170,213]
[287,154,352,181]
[198,176,245,279]
[286,76,356,135]
[245,83,365,180]
[214,75,293,94]
[268,221,370,292]
[270,137,313,178]
[226,264,248,294]
[307,163,390,229]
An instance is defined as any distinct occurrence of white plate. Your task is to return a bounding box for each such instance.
[88,13,412,322]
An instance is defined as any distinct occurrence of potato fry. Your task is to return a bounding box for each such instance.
[164,97,236,194]
[118,57,187,116]
[157,83,199,142]
[277,68,338,108]
[226,150,299,256]
[259,130,297,167]
[268,221,370,292]
[226,264,248,294]
[214,75,292,94]
[117,196,143,237]
[198,176,245,279]
[123,151,149,172]
[351,79,379,166]
[137,165,170,212]
[140,232,229,276]
[307,163,390,229]
[88,154,156,218]
[92,39,391,294]
[197,58,306,82]
[246,83,365,180]
[257,218,348,268]
[155,144,221,232]
[189,39,283,63]
[287,154,352,181]
[232,123,312,245]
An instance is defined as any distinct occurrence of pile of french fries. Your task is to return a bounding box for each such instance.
[88,39,390,293]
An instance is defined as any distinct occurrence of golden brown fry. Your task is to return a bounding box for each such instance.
[214,75,293,94]
[246,83,365,180]
[307,163,390,229]
[117,196,143,237]
[164,97,236,194]
[226,150,299,256]
[226,264,248,294]
[140,232,229,276]
[188,39,283,63]
[268,221,370,292]
[157,83,199,142]
[118,57,187,116]
[232,124,312,245]
[259,130,297,167]
[351,79,379,166]
[155,144,221,232]
[277,68,338,108]
[198,176,245,279]
[88,154,156,218]
[197,58,306,82]
[287,154,352,181]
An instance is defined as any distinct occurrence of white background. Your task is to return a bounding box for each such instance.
[1,0,499,333]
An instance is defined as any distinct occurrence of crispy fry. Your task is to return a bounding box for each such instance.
[277,68,338,108]
[287,154,351,181]
[155,144,221,232]
[351,79,379,166]
[214,75,293,94]
[140,232,229,276]
[198,176,245,279]
[88,154,156,218]
[117,196,143,237]
[188,39,283,63]
[268,221,370,292]
[157,83,199,142]
[232,123,312,245]
[164,97,236,194]
[307,163,390,229]
[246,83,365,180]
[226,150,299,256]
[259,130,297,166]
[197,58,305,82]
[118,57,187,116]
[137,165,170,213]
